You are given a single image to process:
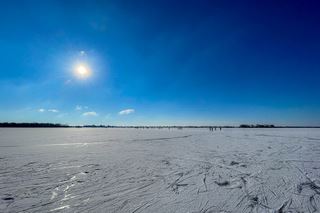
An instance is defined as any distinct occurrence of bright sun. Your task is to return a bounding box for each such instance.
[74,64,91,79]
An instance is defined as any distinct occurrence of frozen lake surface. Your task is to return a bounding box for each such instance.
[1,128,320,212]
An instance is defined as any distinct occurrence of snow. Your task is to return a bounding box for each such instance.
[0,128,320,212]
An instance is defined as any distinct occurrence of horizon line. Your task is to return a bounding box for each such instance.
[1,122,320,128]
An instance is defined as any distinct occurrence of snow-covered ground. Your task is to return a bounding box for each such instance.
[1,128,320,212]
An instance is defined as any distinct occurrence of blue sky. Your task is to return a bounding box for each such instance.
[0,0,319,125]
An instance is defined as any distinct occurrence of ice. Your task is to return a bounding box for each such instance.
[1,128,320,212]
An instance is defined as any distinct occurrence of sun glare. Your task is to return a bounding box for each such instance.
[74,64,91,79]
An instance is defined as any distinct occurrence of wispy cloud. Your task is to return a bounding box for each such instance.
[75,105,88,111]
[119,109,135,115]
[38,108,59,113]
[82,111,98,116]
[79,50,86,56]
[75,105,82,111]
[48,109,59,113]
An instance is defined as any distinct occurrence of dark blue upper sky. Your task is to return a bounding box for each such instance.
[0,0,319,125]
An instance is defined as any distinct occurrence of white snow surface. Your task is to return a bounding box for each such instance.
[1,128,320,212]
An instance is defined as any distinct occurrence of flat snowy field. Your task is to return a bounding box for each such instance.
[1,128,320,213]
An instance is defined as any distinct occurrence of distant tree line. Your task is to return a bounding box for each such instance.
[0,122,69,128]
[0,122,318,128]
